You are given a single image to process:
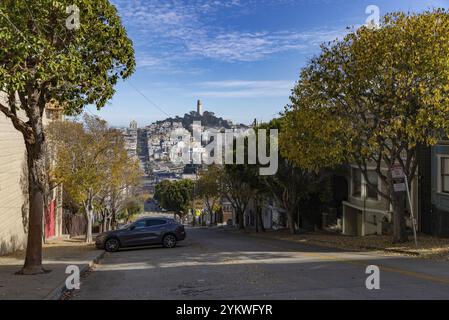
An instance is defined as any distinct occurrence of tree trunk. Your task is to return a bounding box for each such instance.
[106,216,112,231]
[21,114,47,275]
[297,211,303,228]
[101,213,107,233]
[255,211,259,233]
[234,209,239,227]
[238,209,244,229]
[208,210,213,227]
[85,203,94,243]
[392,191,408,243]
[22,166,45,274]
[257,207,265,232]
[287,208,296,234]
[387,169,408,243]
[111,211,117,230]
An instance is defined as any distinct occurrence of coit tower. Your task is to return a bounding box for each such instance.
[197,100,203,116]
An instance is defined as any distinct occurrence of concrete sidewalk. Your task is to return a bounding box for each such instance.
[226,228,449,260]
[0,236,104,300]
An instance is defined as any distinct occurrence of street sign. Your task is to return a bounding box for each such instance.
[389,165,419,246]
[393,183,406,192]
[391,165,404,179]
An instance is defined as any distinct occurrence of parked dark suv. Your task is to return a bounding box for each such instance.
[96,217,186,252]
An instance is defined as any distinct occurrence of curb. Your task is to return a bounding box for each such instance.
[229,229,423,257]
[361,246,420,256]
[43,250,105,300]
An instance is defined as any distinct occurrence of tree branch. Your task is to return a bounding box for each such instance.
[0,99,34,143]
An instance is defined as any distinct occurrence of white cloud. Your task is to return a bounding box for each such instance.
[186,29,345,62]
[111,0,348,69]
[194,80,295,98]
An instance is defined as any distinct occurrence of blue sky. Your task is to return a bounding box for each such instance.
[89,0,449,127]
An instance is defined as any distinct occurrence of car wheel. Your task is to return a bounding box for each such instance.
[105,238,120,252]
[163,234,177,248]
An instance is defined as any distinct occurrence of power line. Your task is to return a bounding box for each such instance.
[126,81,171,118]
[0,9,33,48]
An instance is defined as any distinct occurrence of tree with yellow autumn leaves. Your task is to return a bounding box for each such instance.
[47,114,142,243]
[281,10,449,242]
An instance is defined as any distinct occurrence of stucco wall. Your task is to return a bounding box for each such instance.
[343,163,419,236]
[0,109,28,255]
[0,94,64,255]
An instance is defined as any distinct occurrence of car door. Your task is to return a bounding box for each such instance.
[143,219,168,244]
[119,220,149,247]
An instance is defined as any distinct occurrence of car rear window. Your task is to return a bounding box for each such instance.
[145,219,167,227]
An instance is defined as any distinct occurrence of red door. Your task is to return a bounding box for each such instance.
[45,200,56,239]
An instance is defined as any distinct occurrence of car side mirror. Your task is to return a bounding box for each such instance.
[128,225,136,231]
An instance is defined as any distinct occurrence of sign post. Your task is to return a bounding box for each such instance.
[391,165,418,246]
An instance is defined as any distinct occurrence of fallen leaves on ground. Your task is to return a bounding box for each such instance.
[237,229,449,260]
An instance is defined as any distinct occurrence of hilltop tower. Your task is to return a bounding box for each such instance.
[197,100,203,116]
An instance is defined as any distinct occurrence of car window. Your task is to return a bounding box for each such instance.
[119,223,130,230]
[145,219,166,227]
[133,220,147,229]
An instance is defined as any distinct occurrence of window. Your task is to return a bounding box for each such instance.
[366,170,379,200]
[442,158,449,193]
[146,219,166,227]
[352,168,362,197]
[133,220,147,229]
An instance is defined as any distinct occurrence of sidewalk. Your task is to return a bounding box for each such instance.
[227,228,449,260]
[0,236,104,300]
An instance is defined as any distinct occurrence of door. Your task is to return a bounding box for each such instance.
[144,219,169,244]
[120,220,149,247]
[45,200,56,239]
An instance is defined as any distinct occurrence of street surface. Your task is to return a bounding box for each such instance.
[72,227,449,300]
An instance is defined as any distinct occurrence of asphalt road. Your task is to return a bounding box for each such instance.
[72,227,449,300]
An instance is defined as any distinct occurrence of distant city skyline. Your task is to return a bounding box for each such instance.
[88,0,447,127]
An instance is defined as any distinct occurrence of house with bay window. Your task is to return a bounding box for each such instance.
[342,165,419,236]
[419,142,449,236]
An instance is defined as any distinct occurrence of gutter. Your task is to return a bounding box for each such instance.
[43,250,105,300]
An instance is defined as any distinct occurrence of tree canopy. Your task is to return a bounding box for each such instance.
[48,114,142,242]
[0,0,135,273]
[281,9,449,242]
[154,179,195,219]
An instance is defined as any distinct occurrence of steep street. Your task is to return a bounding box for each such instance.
[72,228,449,300]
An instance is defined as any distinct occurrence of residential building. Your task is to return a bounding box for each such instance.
[342,164,418,236]
[122,121,138,159]
[0,94,63,255]
[418,143,449,237]
[221,196,286,230]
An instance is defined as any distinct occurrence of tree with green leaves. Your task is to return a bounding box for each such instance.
[154,179,195,220]
[246,119,329,234]
[282,10,449,242]
[0,0,135,274]
[118,197,144,224]
[217,164,257,230]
